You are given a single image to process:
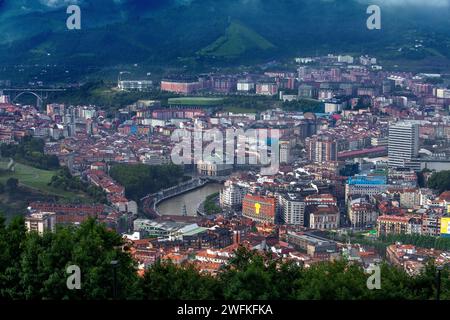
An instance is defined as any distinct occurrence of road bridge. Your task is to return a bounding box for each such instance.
[0,88,66,109]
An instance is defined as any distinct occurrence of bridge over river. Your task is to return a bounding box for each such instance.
[0,88,66,109]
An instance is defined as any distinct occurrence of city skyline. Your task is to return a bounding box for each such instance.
[0,0,449,313]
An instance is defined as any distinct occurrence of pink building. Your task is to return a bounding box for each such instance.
[160,80,203,94]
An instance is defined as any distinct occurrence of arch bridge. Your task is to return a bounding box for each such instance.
[0,88,66,109]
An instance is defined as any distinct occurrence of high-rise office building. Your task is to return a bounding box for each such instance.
[388,122,420,171]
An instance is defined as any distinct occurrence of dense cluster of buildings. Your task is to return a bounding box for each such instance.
[386,243,450,275]
[3,52,450,275]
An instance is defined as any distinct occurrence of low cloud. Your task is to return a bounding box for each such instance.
[359,0,449,6]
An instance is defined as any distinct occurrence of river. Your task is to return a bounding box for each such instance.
[156,183,223,216]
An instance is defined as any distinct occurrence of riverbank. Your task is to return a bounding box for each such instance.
[197,192,221,216]
[156,182,223,217]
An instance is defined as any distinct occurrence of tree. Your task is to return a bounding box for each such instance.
[0,216,449,301]
[294,260,369,299]
[6,178,18,193]
[340,163,359,177]
[204,193,221,214]
[0,215,27,299]
[49,167,107,203]
[140,261,220,300]
[0,136,60,170]
[110,164,184,201]
[282,99,323,113]
[1,217,141,300]
[417,168,431,188]
[355,96,372,110]
[428,171,450,193]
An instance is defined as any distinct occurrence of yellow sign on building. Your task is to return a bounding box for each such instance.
[255,203,261,215]
[440,217,450,236]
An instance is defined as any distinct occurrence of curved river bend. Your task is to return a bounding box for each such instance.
[156,183,223,216]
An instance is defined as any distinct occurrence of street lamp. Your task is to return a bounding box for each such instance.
[111,260,119,299]
[436,265,444,301]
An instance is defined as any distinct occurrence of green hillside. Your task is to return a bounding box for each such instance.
[198,21,275,58]
[1,0,450,79]
[0,160,92,199]
[0,160,99,220]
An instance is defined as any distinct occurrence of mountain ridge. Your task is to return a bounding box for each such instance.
[0,0,449,76]
[198,21,276,59]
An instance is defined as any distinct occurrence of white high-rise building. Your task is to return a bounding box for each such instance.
[388,122,420,171]
[220,181,248,209]
[279,193,305,226]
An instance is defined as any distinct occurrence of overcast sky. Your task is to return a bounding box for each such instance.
[359,0,449,6]
[36,0,450,8]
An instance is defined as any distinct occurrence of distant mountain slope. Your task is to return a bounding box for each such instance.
[0,0,449,76]
[198,21,275,58]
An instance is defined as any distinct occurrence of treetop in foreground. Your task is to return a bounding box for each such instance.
[0,217,448,300]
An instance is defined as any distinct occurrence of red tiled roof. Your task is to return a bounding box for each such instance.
[439,191,450,202]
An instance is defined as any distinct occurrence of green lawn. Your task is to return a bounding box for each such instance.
[0,160,99,221]
[0,160,88,199]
